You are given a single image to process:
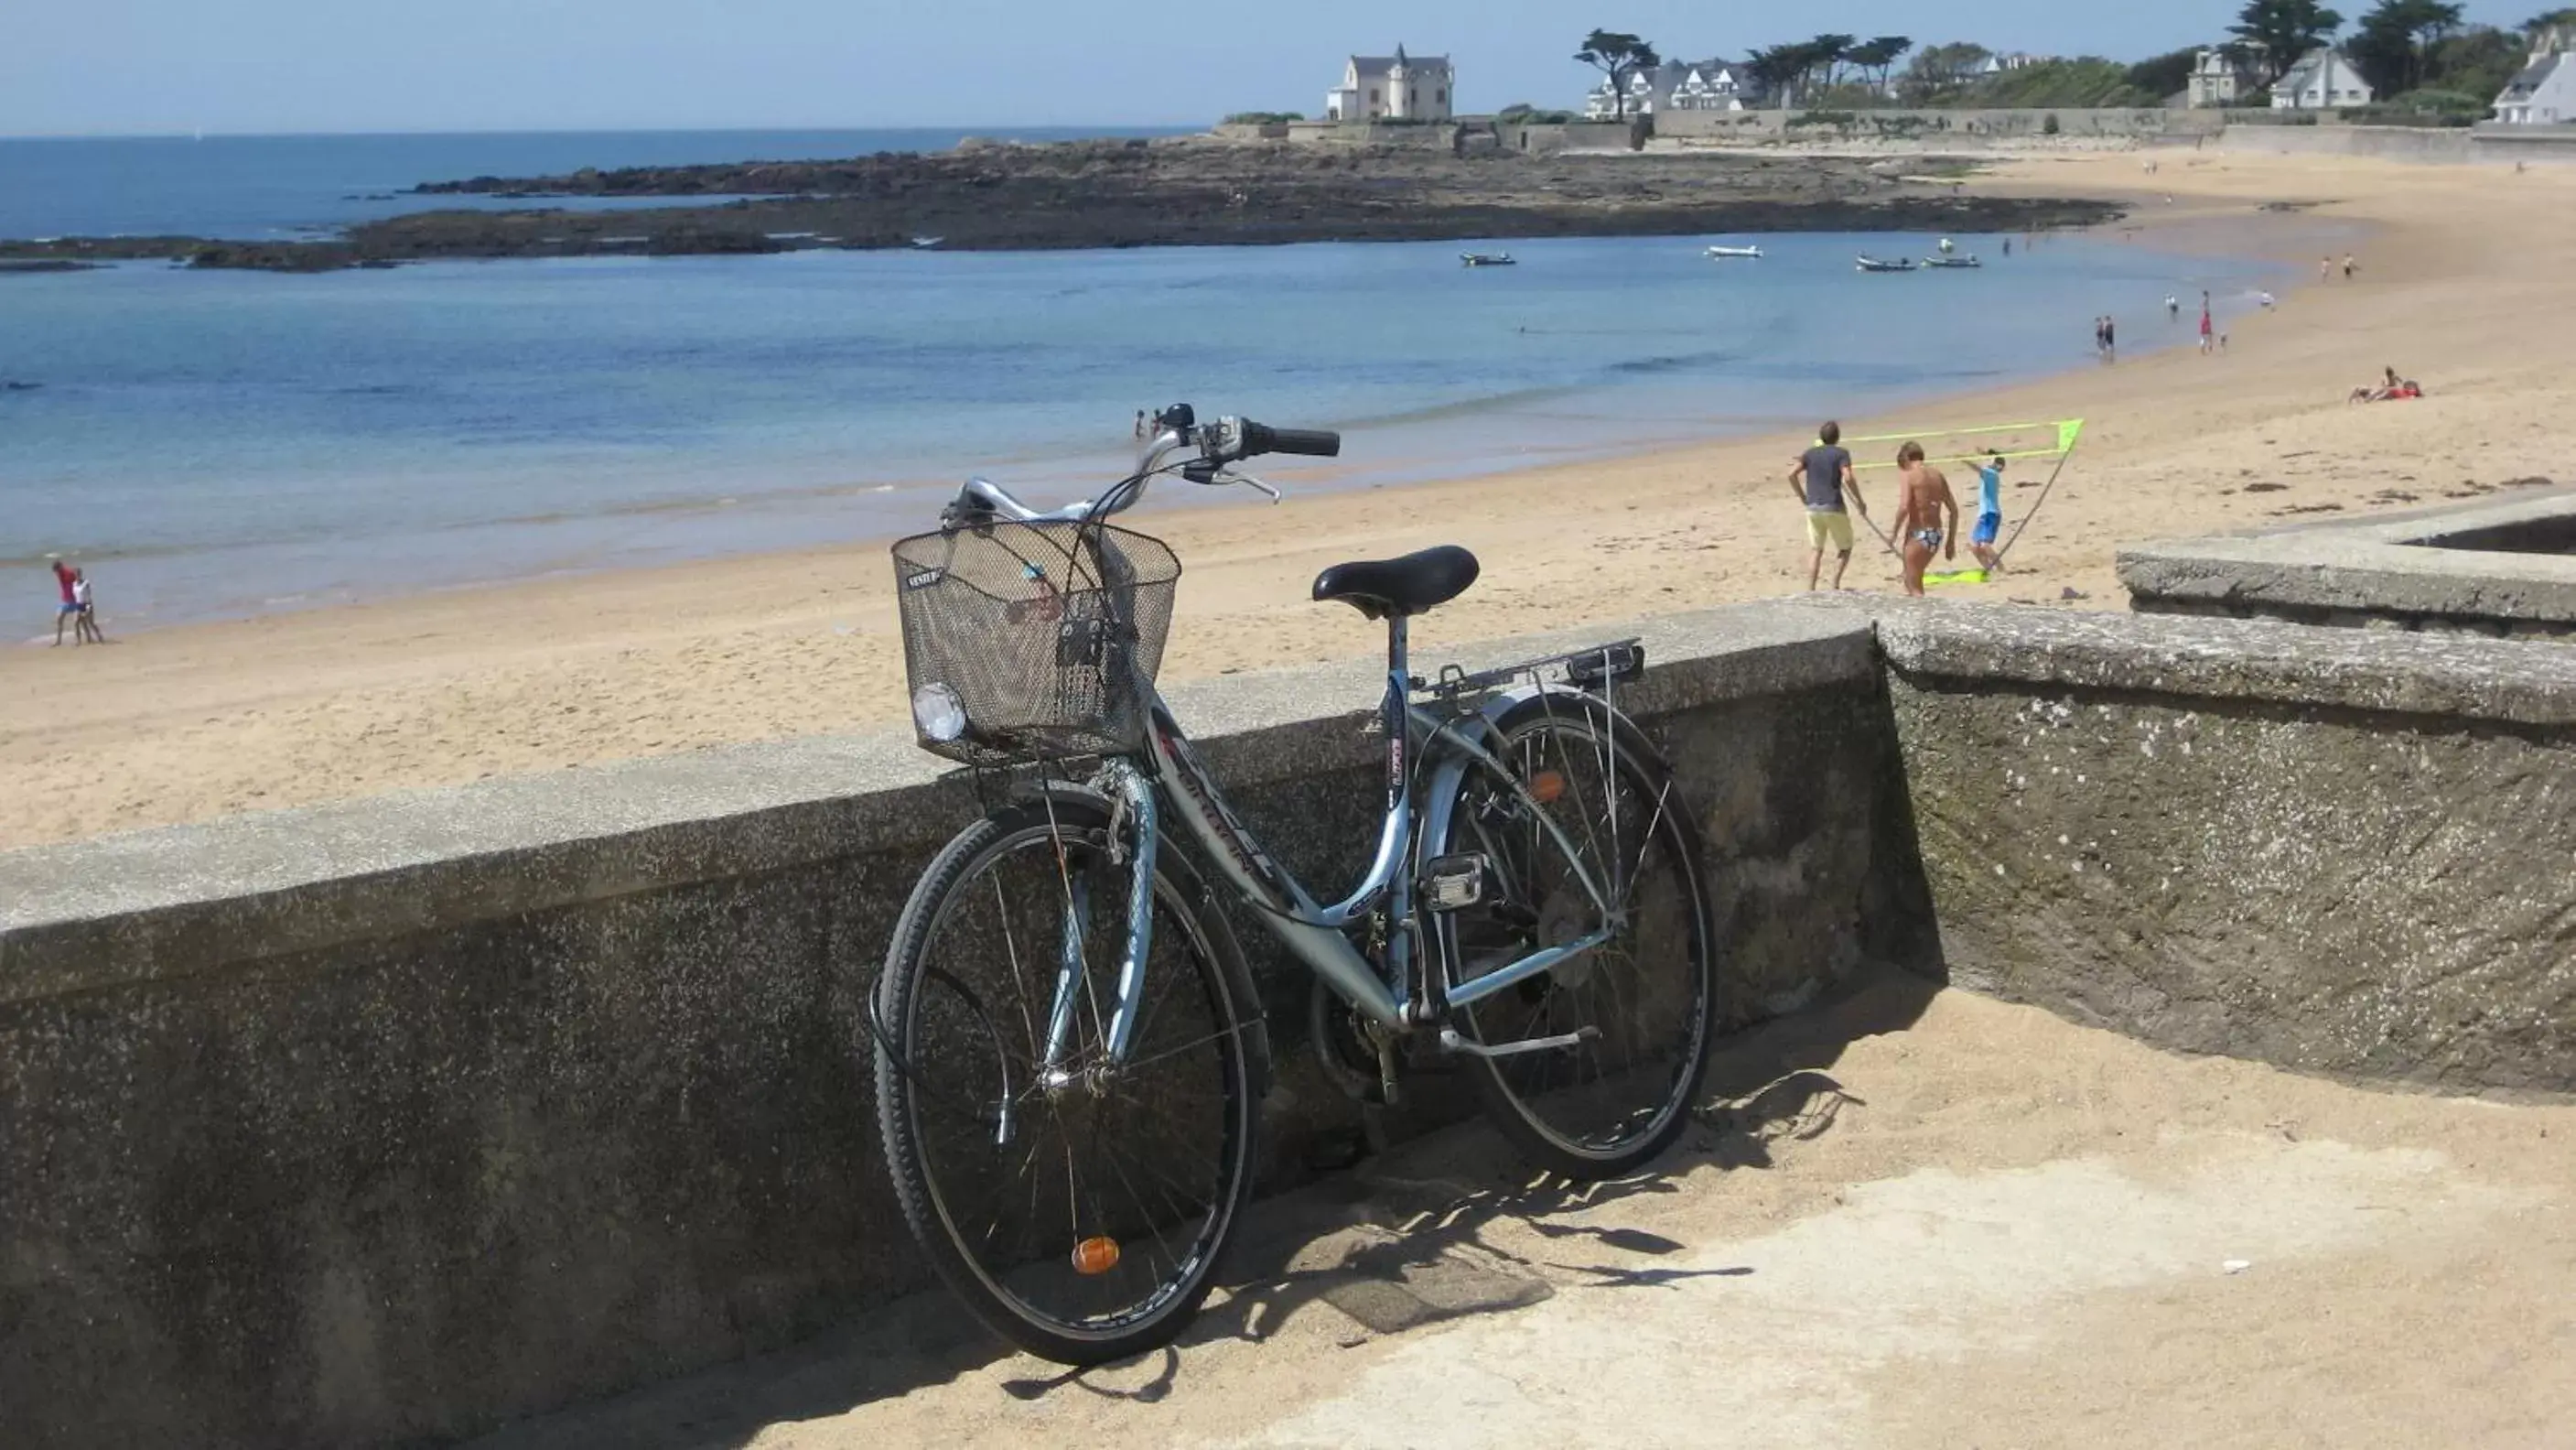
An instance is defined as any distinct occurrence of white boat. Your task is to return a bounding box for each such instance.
[910,235,944,249]
[1856,254,1918,274]
[1706,244,1764,259]
[1921,254,1982,269]
[1460,252,1516,267]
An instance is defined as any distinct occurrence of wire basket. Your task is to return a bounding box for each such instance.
[892,520,1182,765]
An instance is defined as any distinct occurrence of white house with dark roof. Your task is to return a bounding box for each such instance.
[2494,27,2576,124]
[2271,47,2373,109]
[1581,59,1748,120]
[1324,47,1455,122]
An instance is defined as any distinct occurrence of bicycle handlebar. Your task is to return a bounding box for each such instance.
[942,409,1336,528]
[1232,420,1342,460]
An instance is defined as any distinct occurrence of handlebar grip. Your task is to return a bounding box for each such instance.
[1240,420,1341,459]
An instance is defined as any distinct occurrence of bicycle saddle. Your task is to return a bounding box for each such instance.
[1312,546,1481,620]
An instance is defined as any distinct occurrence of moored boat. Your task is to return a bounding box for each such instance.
[1855,254,1918,273]
[1706,244,1764,259]
[1460,252,1516,267]
[1922,254,1983,269]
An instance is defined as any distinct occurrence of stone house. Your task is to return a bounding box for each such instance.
[2188,46,2264,108]
[1324,47,1454,122]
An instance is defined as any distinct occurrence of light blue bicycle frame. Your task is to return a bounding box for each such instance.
[1036,614,1628,1078]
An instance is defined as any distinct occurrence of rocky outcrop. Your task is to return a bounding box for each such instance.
[0,139,2120,272]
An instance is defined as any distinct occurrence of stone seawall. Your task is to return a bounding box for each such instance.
[0,603,1929,1450]
[1878,603,2576,1094]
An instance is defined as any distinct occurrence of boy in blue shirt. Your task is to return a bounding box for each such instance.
[1968,454,2007,576]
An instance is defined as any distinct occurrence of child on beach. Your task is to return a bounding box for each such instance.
[1891,442,1958,599]
[71,569,105,644]
[1969,454,2007,576]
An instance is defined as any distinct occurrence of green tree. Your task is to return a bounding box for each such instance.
[1575,30,1661,118]
[2347,0,2467,95]
[1807,33,1859,89]
[1848,36,1915,92]
[1902,40,1994,98]
[2231,0,2347,81]
[2527,7,2576,31]
[2124,47,2203,100]
[1744,46,1802,104]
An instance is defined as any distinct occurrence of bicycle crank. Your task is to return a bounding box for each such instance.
[1436,1025,1601,1060]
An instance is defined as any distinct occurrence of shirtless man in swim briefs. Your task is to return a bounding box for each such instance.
[1891,441,1959,598]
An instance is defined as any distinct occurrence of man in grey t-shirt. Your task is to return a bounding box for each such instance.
[1786,420,1870,590]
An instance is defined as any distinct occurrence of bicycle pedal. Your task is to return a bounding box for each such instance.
[1418,852,1493,913]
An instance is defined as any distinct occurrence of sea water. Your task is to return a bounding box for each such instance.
[0,133,2281,628]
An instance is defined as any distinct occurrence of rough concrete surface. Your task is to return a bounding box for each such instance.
[0,601,1917,1449]
[2118,484,2576,634]
[463,979,2576,1450]
[1880,602,2576,1093]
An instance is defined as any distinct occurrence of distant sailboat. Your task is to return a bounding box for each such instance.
[192,125,205,143]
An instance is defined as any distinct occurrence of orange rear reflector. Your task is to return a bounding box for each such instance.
[1528,771,1567,806]
[1072,1237,1121,1276]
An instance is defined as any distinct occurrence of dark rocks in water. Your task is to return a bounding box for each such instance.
[0,258,101,275]
[8,140,2122,273]
[1,380,42,391]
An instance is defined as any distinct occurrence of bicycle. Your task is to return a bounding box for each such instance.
[873,405,1719,1365]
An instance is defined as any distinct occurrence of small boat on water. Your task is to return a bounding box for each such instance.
[910,235,944,249]
[1855,255,1918,274]
[1460,252,1516,267]
[1922,254,1983,269]
[1706,244,1764,259]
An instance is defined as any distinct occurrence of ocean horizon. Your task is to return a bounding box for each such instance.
[0,129,2287,633]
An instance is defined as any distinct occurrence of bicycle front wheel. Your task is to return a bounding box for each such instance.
[1436,692,1719,1180]
[872,795,1263,1366]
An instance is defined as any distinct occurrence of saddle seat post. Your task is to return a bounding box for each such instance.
[1380,614,1411,811]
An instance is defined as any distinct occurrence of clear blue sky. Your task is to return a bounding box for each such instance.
[3,0,2540,136]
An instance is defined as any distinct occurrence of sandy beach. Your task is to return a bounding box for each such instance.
[7,149,2576,849]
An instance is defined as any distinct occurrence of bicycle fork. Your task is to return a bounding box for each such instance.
[1037,762,1160,1092]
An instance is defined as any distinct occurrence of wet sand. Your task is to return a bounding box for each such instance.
[6,150,2574,848]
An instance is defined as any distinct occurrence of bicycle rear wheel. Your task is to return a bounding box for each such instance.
[1436,692,1717,1180]
[873,795,1263,1365]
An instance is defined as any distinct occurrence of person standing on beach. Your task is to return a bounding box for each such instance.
[2093,317,2107,358]
[1787,421,1870,592]
[1968,454,2007,576]
[1891,442,1958,599]
[71,568,105,644]
[2166,295,2181,323]
[2102,314,2117,362]
[2321,256,2333,282]
[2343,253,2358,280]
[48,555,80,646]
[2200,296,2215,355]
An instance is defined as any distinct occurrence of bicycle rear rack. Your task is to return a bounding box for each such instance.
[1413,639,1645,704]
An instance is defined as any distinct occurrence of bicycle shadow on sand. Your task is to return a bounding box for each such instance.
[469,969,1931,1445]
[998,965,1931,1401]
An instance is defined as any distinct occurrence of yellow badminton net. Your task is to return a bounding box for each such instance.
[1834,417,2086,578]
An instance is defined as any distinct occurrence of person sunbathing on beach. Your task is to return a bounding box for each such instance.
[1891,442,1958,599]
[2348,366,2422,404]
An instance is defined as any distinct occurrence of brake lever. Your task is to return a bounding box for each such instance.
[1226,471,1283,503]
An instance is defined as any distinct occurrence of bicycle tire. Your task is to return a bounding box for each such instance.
[873,795,1264,1365]
[1433,692,1719,1180]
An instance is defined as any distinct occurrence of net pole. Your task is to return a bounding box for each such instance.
[1995,432,2081,566]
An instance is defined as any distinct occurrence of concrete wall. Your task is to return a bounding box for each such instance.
[1878,603,2576,1095]
[2121,487,2576,637]
[0,603,1932,1450]
[1654,108,2223,143]
[1492,119,1638,154]
[2215,123,2482,162]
